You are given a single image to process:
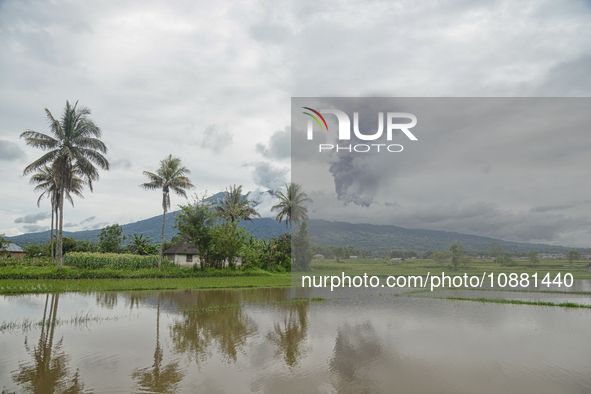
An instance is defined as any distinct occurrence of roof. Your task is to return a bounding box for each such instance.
[163,238,199,255]
[5,244,23,253]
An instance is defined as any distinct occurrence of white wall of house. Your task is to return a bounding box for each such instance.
[167,254,201,268]
[166,254,242,268]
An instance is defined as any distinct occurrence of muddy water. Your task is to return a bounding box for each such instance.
[1,285,590,393]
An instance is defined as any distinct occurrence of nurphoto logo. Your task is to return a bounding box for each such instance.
[302,107,418,153]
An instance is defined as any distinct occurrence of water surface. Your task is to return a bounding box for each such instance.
[1,284,591,393]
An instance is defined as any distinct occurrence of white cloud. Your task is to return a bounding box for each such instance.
[1,228,23,237]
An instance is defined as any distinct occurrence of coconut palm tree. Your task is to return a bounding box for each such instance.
[215,184,260,222]
[271,182,313,227]
[141,155,194,270]
[21,101,109,269]
[29,166,85,263]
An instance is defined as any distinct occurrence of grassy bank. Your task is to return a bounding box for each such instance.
[0,265,279,280]
[443,297,591,309]
[0,255,291,294]
[2,255,590,295]
[0,275,292,294]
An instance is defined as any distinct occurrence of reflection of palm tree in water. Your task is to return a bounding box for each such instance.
[329,323,383,394]
[169,289,258,364]
[132,293,184,394]
[12,293,86,393]
[267,301,309,368]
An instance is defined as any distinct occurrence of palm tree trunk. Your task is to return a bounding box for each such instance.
[159,206,166,271]
[50,201,55,264]
[56,185,64,270]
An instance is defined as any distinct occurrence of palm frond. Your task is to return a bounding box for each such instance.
[73,136,108,153]
[74,148,109,170]
[22,150,60,175]
[19,131,59,150]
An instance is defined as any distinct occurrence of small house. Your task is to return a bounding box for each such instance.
[2,244,25,260]
[163,239,201,267]
[163,238,241,268]
[313,254,325,259]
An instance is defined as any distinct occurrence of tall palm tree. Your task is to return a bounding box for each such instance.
[21,100,109,269]
[215,184,260,222]
[29,166,85,263]
[141,155,194,270]
[271,182,313,227]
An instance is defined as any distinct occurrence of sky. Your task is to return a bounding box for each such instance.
[1,0,590,246]
[292,97,591,247]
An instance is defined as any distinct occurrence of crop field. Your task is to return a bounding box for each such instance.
[309,257,591,279]
[64,252,177,270]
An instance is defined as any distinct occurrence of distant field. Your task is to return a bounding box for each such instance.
[309,258,591,279]
[1,256,589,295]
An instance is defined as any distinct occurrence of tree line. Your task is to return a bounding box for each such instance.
[18,100,314,271]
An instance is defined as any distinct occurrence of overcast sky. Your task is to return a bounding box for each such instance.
[1,0,590,246]
[292,98,591,247]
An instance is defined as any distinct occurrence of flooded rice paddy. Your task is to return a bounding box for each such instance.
[1,282,591,393]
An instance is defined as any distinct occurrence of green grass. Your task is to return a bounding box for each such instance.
[0,274,292,294]
[0,254,280,280]
[0,265,277,280]
[0,255,294,294]
[309,258,591,279]
[1,255,589,295]
[0,310,123,333]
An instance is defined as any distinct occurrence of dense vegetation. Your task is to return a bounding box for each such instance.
[0,255,276,280]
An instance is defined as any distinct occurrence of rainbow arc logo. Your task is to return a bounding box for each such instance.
[301,107,328,131]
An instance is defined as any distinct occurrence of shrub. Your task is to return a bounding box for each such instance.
[497,255,517,267]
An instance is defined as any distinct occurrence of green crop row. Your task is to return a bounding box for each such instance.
[64,252,177,270]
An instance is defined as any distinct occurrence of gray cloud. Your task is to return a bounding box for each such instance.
[532,54,591,97]
[245,162,288,191]
[0,140,25,161]
[530,201,591,213]
[295,97,591,246]
[110,158,132,169]
[201,124,233,153]
[256,126,291,160]
[14,212,49,224]
[63,222,78,228]
[22,224,48,233]
[329,156,376,207]
[1,0,591,246]
[80,216,96,224]
[85,222,108,230]
[249,23,293,45]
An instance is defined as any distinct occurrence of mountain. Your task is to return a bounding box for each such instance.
[7,214,584,255]
[6,212,289,246]
[307,220,582,254]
